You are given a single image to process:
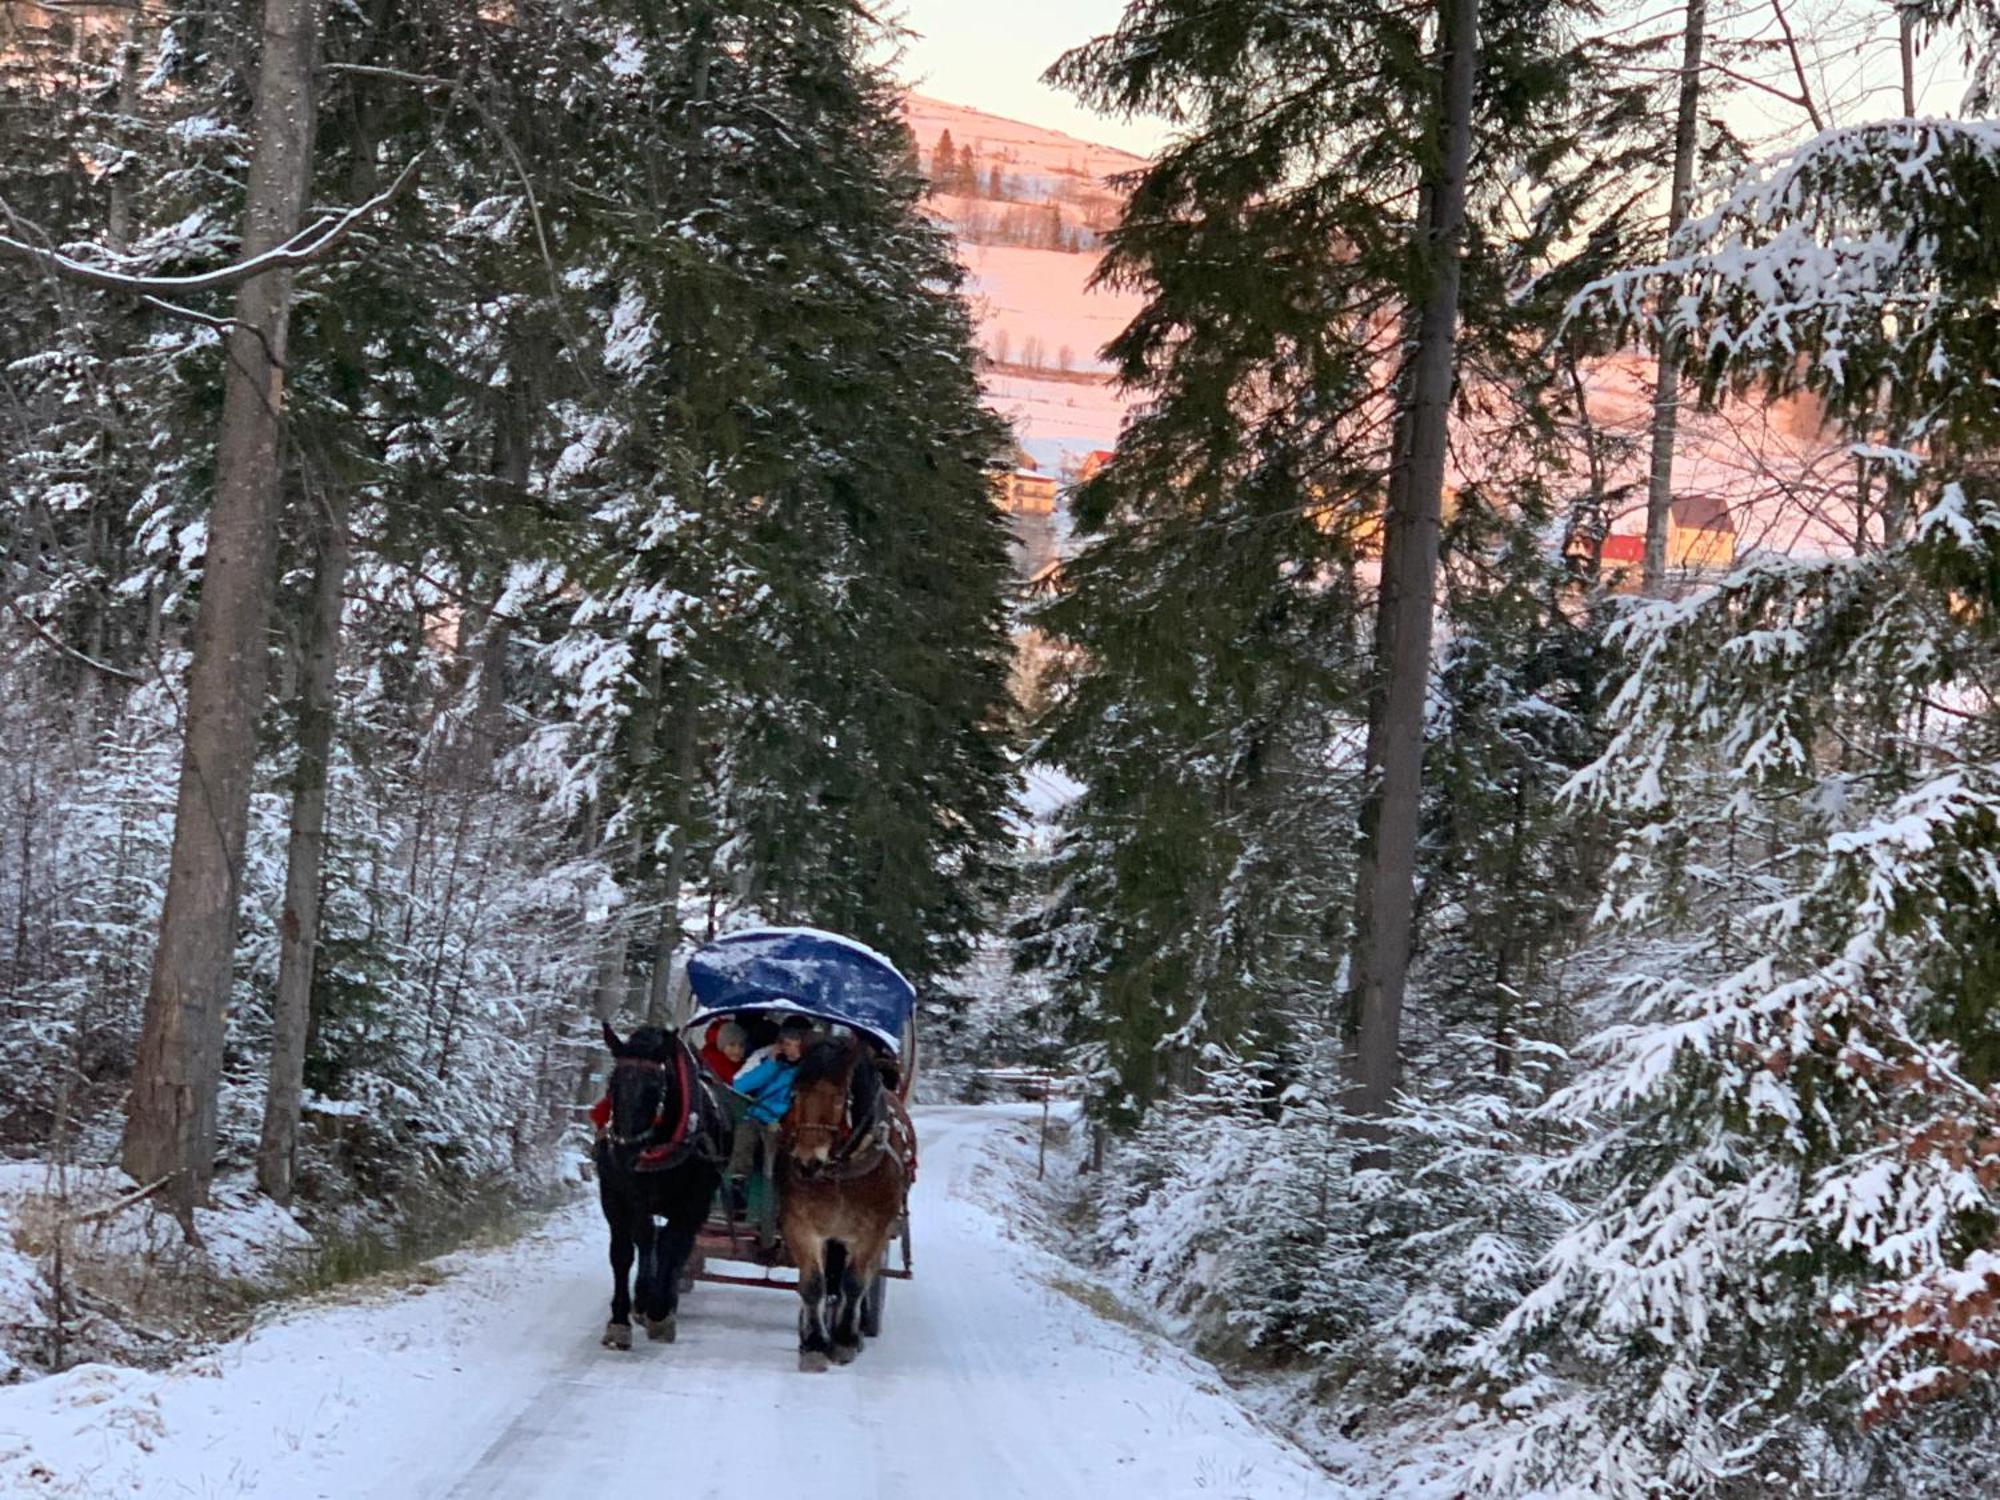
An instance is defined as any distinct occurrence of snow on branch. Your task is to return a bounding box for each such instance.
[0,151,427,298]
[1565,119,2000,413]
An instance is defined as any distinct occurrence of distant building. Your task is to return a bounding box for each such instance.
[993,449,1062,579]
[1075,449,1116,484]
[998,468,1058,516]
[1582,497,1736,592]
[1667,493,1736,571]
[1599,533,1645,569]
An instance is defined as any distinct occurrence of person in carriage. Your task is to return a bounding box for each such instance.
[723,1012,814,1227]
[696,1017,748,1081]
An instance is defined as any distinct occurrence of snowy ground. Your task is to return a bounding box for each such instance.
[0,1107,1348,1499]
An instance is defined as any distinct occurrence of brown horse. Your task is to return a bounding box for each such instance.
[777,1036,914,1372]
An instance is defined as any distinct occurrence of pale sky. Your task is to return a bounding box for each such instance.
[886,1,1967,165]
[886,1,1171,157]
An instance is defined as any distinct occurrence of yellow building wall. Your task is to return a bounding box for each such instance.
[1667,520,1734,571]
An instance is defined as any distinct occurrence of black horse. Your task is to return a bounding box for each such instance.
[595,1022,730,1350]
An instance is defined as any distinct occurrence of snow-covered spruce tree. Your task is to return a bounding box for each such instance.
[1423,489,1606,1059]
[525,0,1016,990]
[0,0,633,1204]
[0,5,272,1160]
[1037,0,1652,1128]
[1478,101,2000,1493]
[0,2,238,680]
[1019,439,1365,1125]
[1018,3,1631,1406]
[242,0,592,1200]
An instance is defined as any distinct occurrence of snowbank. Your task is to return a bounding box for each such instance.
[0,1164,316,1378]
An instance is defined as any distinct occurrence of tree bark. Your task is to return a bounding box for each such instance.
[256,485,348,1204]
[575,926,628,1105]
[643,702,700,1027]
[122,0,322,1212]
[1346,0,1479,1124]
[1640,0,1706,596]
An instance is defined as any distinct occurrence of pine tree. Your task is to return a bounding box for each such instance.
[1483,38,2000,1480]
[1037,0,1620,1127]
[519,0,1016,991]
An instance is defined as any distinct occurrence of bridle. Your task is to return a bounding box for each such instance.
[605,1045,702,1167]
[604,1056,668,1148]
[783,1057,887,1182]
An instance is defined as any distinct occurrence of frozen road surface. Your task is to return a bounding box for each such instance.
[0,1107,1346,1498]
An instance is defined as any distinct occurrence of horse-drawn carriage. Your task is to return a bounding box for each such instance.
[592,926,917,1371]
[680,926,917,1294]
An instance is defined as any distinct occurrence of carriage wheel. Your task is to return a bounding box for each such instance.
[860,1273,887,1337]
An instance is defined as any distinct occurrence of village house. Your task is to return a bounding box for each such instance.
[1590,494,1739,588]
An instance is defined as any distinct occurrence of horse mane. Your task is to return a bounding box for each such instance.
[794,1037,859,1090]
[796,1036,882,1126]
[624,1026,673,1062]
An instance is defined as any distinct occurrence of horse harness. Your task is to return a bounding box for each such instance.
[606,1042,727,1172]
[785,1078,917,1185]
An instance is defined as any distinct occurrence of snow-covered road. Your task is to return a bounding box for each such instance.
[0,1107,1347,1498]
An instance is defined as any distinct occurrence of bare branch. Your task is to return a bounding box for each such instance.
[57,1175,174,1227]
[139,294,287,368]
[1768,0,1828,132]
[4,596,146,683]
[0,151,426,296]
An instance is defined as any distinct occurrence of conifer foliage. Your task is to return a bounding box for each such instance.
[1018,0,2000,1491]
[1029,0,1602,1120]
[0,0,1013,1250]
[1476,98,2000,1487]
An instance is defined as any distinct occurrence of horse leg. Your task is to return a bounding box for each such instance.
[794,1231,831,1373]
[853,1229,888,1339]
[822,1239,863,1364]
[603,1212,635,1351]
[633,1211,665,1339]
[649,1209,698,1343]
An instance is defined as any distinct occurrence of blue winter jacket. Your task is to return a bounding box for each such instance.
[732,1055,800,1125]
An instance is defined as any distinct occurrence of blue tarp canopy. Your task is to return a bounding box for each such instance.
[685,927,916,1054]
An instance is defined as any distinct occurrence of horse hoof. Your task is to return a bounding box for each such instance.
[603,1322,632,1350]
[646,1315,677,1343]
[798,1350,830,1374]
[829,1341,860,1366]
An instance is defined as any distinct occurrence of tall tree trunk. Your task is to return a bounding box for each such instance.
[1345,0,1479,1124]
[122,0,321,1212]
[256,485,348,1205]
[1640,0,1706,596]
[644,702,700,1027]
[1899,5,1916,117]
[575,926,628,1105]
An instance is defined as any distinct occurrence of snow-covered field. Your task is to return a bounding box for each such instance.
[957,242,1143,379]
[0,1108,1346,1498]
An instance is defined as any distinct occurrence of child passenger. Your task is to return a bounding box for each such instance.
[724,1014,815,1191]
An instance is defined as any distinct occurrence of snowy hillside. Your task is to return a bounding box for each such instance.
[905,94,1144,472]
